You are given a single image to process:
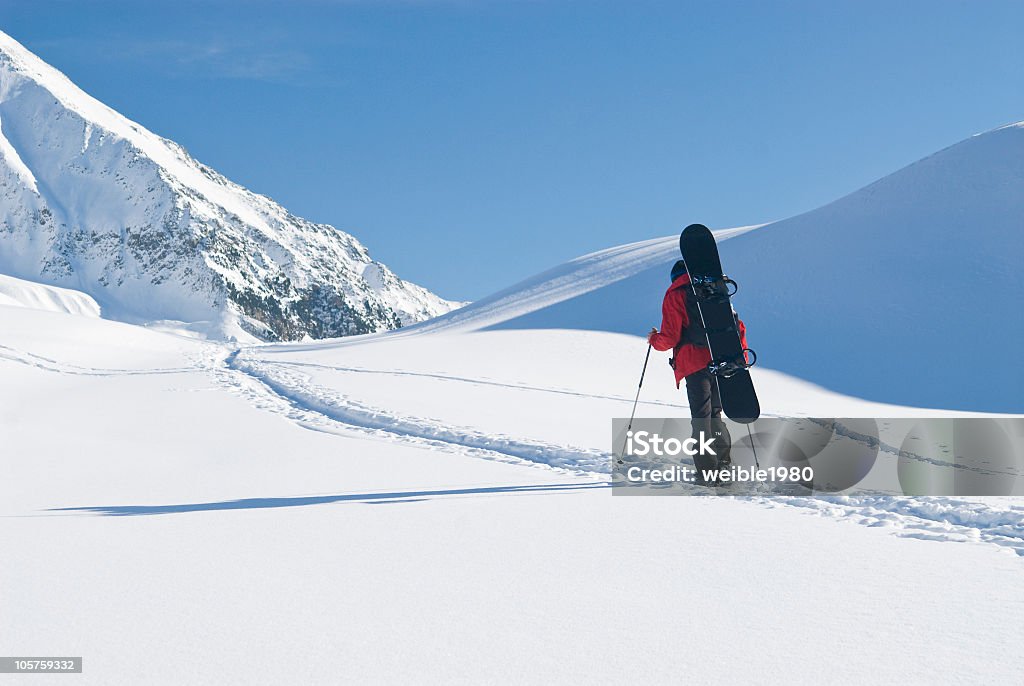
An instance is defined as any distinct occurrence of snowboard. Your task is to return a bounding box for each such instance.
[679,224,760,422]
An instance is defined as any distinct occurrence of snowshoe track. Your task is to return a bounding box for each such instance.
[223,347,1024,558]
[221,350,611,475]
[756,495,1024,557]
[7,334,1018,558]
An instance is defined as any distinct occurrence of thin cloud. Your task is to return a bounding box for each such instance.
[31,34,332,86]
[170,41,317,83]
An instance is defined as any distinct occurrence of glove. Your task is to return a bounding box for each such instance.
[647,327,658,345]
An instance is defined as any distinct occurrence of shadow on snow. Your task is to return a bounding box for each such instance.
[50,481,611,517]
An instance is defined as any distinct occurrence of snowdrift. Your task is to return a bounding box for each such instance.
[0,272,100,317]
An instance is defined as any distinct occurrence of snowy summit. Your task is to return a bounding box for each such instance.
[0,30,459,341]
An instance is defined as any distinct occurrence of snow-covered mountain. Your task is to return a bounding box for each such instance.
[0,30,458,341]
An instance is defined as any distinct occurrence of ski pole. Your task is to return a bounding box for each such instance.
[746,423,760,470]
[618,343,653,464]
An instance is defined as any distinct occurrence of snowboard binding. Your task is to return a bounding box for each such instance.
[690,274,738,303]
[707,348,757,378]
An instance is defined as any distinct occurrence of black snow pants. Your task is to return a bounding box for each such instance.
[684,368,731,479]
[685,367,722,420]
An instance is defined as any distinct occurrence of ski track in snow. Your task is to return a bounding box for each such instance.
[5,336,1021,559]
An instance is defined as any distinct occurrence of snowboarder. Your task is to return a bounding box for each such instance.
[648,259,749,482]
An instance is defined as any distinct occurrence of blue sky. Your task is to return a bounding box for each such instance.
[2,0,1023,300]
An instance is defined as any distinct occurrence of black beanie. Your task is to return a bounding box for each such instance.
[670,260,687,282]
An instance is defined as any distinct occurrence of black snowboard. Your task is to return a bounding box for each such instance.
[679,224,760,422]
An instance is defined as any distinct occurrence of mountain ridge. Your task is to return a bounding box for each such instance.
[0,29,459,341]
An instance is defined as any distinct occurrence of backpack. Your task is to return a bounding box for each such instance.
[679,285,709,349]
[673,282,740,353]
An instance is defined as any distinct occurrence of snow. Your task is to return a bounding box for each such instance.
[714,123,1024,413]
[0,29,272,231]
[1,27,1023,686]
[328,121,1024,415]
[2,250,1023,683]
[0,272,99,317]
[386,225,760,337]
[0,112,37,193]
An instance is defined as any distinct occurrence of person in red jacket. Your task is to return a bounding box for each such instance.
[648,260,748,477]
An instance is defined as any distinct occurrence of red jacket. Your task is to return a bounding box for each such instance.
[649,274,749,387]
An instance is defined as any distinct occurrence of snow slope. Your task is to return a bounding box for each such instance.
[0,272,99,316]
[716,122,1024,413]
[0,30,458,341]
[328,123,1023,414]
[2,302,1023,685]
[263,113,1024,417]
